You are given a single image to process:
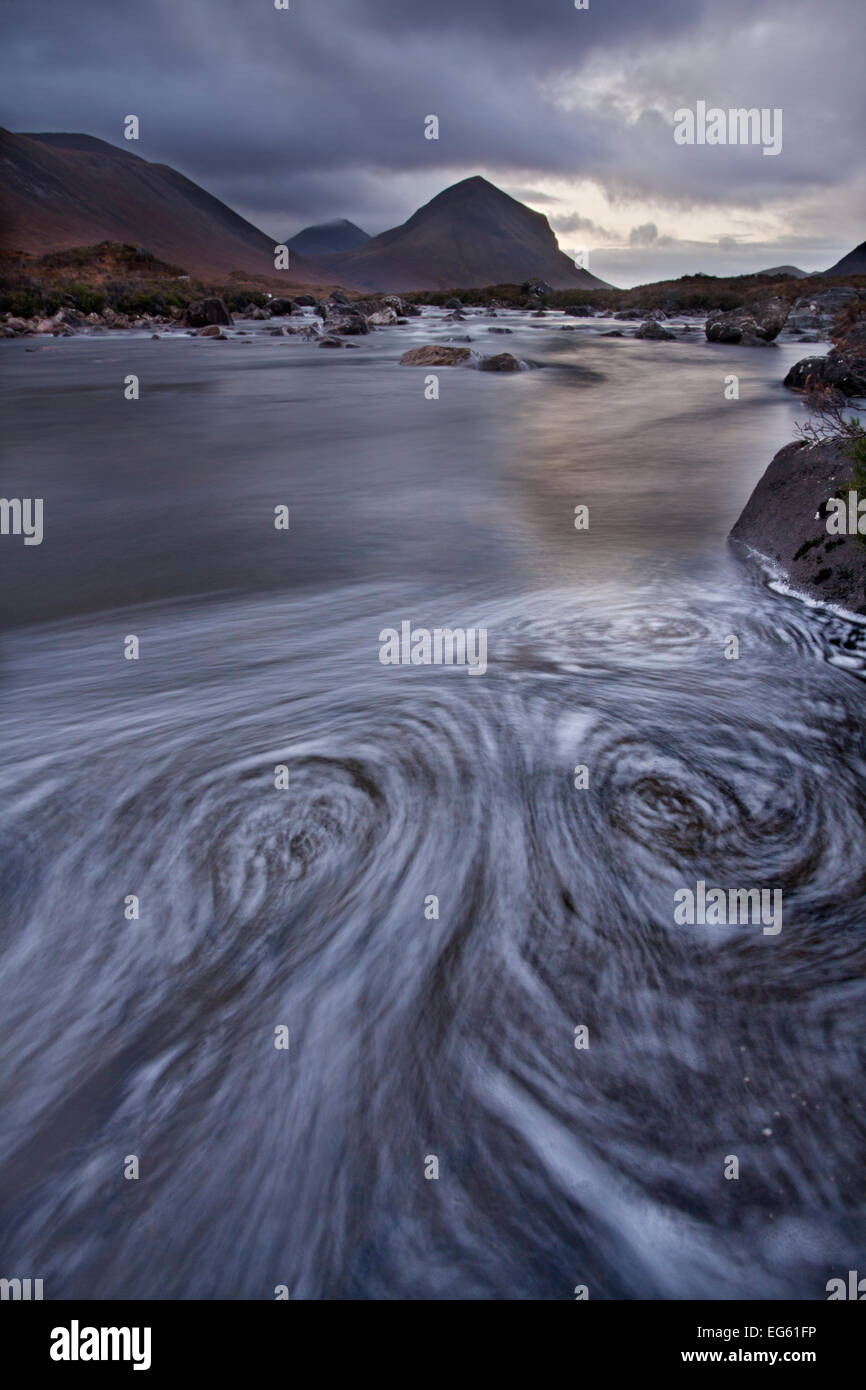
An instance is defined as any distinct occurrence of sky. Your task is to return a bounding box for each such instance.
[0,0,863,287]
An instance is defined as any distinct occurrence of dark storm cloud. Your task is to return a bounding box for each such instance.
[0,0,863,247]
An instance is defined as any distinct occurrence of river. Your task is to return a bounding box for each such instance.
[1,308,864,1298]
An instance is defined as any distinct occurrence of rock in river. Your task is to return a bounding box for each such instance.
[705,298,790,345]
[730,437,866,613]
[185,298,233,328]
[400,345,472,366]
[478,352,521,371]
[636,320,676,340]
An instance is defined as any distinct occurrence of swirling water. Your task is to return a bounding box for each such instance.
[1,310,865,1299]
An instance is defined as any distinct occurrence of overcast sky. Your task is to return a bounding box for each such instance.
[1,0,863,286]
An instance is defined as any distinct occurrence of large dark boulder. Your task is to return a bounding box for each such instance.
[705,298,789,345]
[184,297,232,328]
[268,297,294,315]
[730,438,866,613]
[784,353,866,398]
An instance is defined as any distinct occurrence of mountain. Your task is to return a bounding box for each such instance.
[757,264,808,278]
[318,176,610,291]
[823,241,866,277]
[288,218,370,257]
[0,128,336,285]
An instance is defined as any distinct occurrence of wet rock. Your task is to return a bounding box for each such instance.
[488,326,513,334]
[601,329,625,337]
[382,295,420,317]
[478,352,521,371]
[184,298,232,328]
[399,344,472,366]
[636,319,676,340]
[57,307,86,327]
[444,297,463,310]
[788,287,859,333]
[197,324,226,338]
[293,294,317,307]
[316,298,370,334]
[705,298,790,345]
[730,437,866,612]
[783,354,866,398]
[268,297,294,315]
[325,310,369,335]
[367,307,399,326]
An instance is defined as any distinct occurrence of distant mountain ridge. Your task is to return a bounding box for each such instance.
[757,264,808,278]
[0,128,338,284]
[288,219,370,257]
[316,176,611,291]
[3,129,861,294]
